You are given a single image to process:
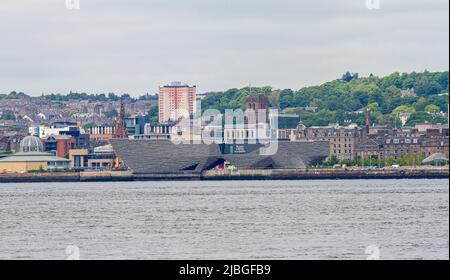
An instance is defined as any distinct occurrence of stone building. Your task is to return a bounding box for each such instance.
[400,88,416,98]
[0,132,25,153]
[244,94,270,125]
[293,123,365,161]
[356,125,449,162]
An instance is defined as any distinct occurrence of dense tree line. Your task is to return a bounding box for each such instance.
[0,92,156,102]
[2,71,448,127]
[201,71,449,127]
[322,153,428,168]
[0,91,30,99]
[41,92,133,102]
[39,92,158,102]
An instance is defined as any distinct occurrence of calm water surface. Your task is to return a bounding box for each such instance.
[0,179,448,260]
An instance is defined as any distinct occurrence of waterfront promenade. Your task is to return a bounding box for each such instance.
[0,167,448,183]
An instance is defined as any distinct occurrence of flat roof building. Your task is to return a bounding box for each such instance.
[158,82,196,123]
[0,136,70,173]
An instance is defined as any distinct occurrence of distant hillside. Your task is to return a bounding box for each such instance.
[201,71,449,127]
[1,71,448,127]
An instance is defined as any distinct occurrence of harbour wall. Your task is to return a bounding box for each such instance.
[0,171,133,183]
[201,168,449,181]
[0,168,448,183]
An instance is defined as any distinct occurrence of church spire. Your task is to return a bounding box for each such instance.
[114,99,128,138]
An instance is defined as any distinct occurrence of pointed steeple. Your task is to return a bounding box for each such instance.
[114,99,128,138]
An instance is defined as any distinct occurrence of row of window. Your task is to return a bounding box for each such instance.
[333,144,352,148]
[386,139,419,144]
[225,130,260,140]
[333,150,352,155]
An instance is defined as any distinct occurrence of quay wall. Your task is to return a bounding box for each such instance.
[202,168,449,180]
[0,171,133,183]
[0,168,448,183]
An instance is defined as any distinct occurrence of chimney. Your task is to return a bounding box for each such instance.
[366,109,371,133]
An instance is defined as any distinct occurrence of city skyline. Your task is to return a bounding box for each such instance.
[0,0,449,96]
[1,0,449,265]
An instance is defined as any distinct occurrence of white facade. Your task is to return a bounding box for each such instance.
[29,125,82,138]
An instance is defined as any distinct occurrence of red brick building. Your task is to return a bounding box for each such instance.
[43,135,76,158]
[158,82,196,123]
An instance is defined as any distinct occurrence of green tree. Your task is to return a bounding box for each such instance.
[148,106,159,124]
[391,105,416,115]
[367,103,379,112]
[279,89,294,109]
[405,112,448,126]
[342,72,358,82]
[424,104,440,113]
[416,77,443,96]
[324,155,339,167]
[82,122,96,131]
[104,108,118,118]
[385,85,401,95]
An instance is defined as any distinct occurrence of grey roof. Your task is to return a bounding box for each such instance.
[110,139,329,174]
[0,152,70,163]
[422,153,449,164]
[358,138,382,148]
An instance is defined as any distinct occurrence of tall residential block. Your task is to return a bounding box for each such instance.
[158,82,196,123]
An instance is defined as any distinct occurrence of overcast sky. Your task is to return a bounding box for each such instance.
[0,0,448,96]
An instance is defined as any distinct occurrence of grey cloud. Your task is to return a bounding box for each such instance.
[0,0,448,95]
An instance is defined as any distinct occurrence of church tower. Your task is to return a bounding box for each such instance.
[114,99,128,139]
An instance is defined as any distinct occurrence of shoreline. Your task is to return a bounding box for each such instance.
[0,168,448,183]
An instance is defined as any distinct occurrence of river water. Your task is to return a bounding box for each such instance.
[0,179,448,260]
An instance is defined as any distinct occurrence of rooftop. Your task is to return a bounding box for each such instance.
[0,153,70,163]
[0,136,70,163]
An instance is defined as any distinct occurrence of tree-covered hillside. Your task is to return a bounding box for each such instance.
[201,71,449,127]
